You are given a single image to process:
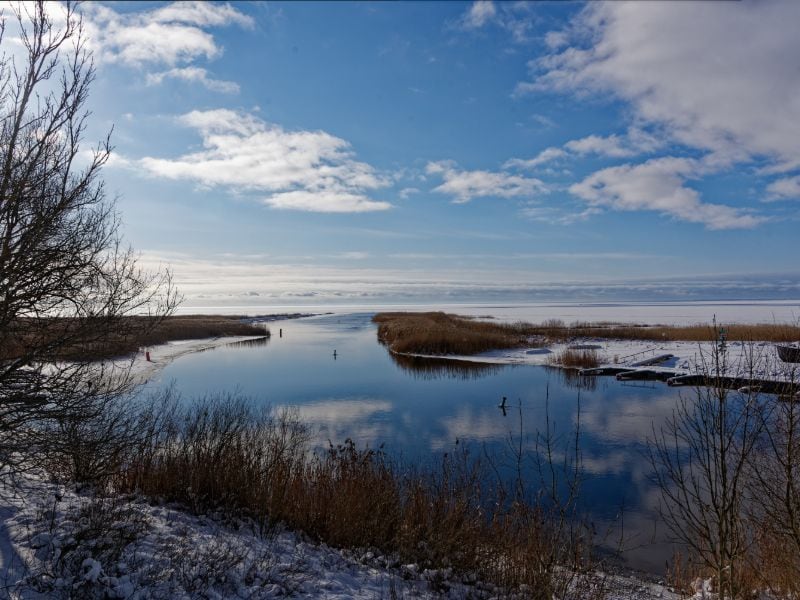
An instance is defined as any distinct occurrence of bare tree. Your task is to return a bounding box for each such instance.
[0,2,177,477]
[650,338,765,598]
[747,364,800,590]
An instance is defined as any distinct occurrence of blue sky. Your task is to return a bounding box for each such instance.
[23,1,800,305]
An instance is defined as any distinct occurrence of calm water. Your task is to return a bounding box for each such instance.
[149,313,685,574]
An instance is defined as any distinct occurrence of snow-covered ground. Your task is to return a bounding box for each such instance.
[0,473,679,599]
[402,338,799,385]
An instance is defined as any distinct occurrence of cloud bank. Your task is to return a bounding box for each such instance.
[139,109,392,213]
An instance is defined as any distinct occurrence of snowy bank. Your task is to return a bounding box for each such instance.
[397,338,799,390]
[0,473,679,599]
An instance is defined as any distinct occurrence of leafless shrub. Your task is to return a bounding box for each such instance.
[745,365,800,592]
[650,341,765,598]
[44,387,179,488]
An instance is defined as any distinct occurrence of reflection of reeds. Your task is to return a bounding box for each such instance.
[550,366,599,391]
[222,336,271,349]
[389,353,503,381]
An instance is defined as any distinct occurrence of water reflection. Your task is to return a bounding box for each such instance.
[284,397,394,449]
[154,314,687,574]
[223,336,271,349]
[389,353,503,380]
[550,366,599,391]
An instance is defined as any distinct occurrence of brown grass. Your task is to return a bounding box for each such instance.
[373,312,541,355]
[548,349,601,369]
[116,397,595,597]
[373,312,800,357]
[3,315,269,361]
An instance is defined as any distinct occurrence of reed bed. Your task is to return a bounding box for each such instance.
[548,349,601,369]
[3,315,268,361]
[116,397,595,596]
[373,312,540,355]
[373,312,800,356]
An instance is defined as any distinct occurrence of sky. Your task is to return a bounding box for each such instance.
[10,1,800,306]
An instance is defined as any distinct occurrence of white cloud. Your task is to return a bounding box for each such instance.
[149,1,254,28]
[563,129,662,159]
[565,134,633,158]
[766,176,800,201]
[506,128,663,173]
[459,1,497,29]
[138,109,392,213]
[526,1,800,170]
[82,1,252,68]
[398,187,420,199]
[504,147,566,170]
[145,67,239,93]
[569,157,764,230]
[454,0,532,43]
[426,161,546,203]
[521,205,601,226]
[265,191,390,213]
[543,30,568,50]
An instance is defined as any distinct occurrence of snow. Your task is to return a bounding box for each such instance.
[126,336,268,383]
[400,338,799,388]
[3,306,796,597]
[0,472,680,599]
[177,300,800,327]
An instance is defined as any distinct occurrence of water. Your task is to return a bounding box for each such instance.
[149,312,686,574]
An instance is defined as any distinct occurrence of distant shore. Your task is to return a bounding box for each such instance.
[374,311,800,389]
[127,313,319,382]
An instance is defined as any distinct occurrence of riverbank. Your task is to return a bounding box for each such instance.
[0,471,679,599]
[126,313,319,382]
[375,312,800,391]
[398,338,797,381]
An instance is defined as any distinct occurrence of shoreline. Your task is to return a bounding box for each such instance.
[391,337,799,390]
[128,313,320,382]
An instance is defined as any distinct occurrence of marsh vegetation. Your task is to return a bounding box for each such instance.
[373,312,800,358]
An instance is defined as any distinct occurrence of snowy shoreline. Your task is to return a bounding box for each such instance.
[0,472,680,600]
[393,337,799,390]
[128,335,269,383]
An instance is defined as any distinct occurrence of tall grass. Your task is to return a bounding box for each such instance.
[374,312,800,357]
[373,312,540,355]
[3,315,269,360]
[114,395,597,597]
[548,349,601,369]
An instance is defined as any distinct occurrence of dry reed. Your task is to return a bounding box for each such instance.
[548,349,601,369]
[116,396,595,596]
[374,312,800,357]
[3,315,269,361]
